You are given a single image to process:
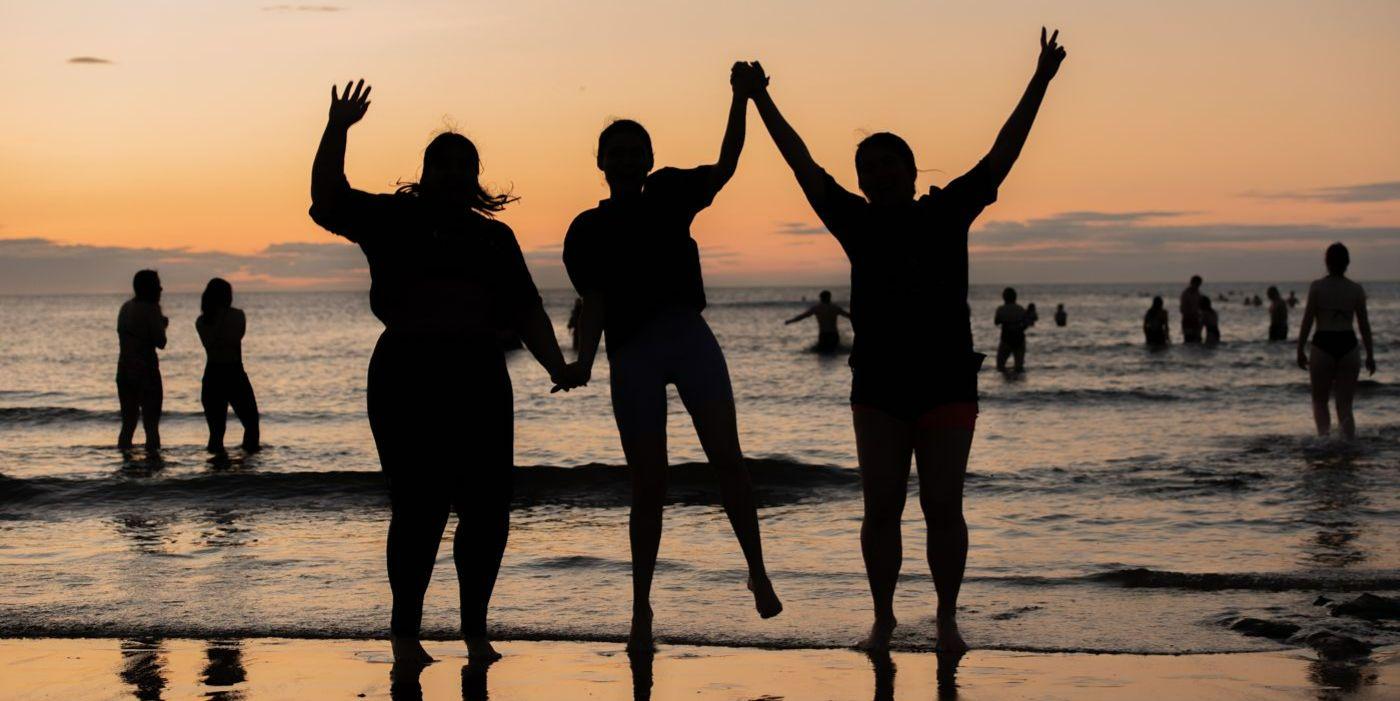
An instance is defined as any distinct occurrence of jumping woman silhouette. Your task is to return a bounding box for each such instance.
[561,64,783,652]
[309,80,576,665]
[745,28,1067,651]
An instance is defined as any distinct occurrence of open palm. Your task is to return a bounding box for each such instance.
[328,79,372,128]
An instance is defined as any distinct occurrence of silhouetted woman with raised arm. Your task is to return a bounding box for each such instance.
[116,269,168,452]
[561,64,782,652]
[1297,242,1376,439]
[309,80,575,665]
[196,278,260,454]
[746,28,1067,652]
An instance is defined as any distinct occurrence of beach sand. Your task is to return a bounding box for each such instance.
[1,637,1395,700]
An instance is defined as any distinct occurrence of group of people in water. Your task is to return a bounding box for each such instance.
[1147,276,1306,348]
[116,271,260,455]
[106,26,1376,669]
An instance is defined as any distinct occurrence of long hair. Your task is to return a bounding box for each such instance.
[200,278,233,323]
[395,132,516,214]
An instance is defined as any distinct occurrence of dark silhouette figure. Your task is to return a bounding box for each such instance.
[1144,296,1170,348]
[1200,296,1220,346]
[197,278,261,454]
[1251,294,1263,307]
[1267,286,1289,341]
[1180,275,1204,343]
[1053,303,1067,327]
[1024,302,1039,328]
[567,297,585,352]
[119,639,168,701]
[785,289,851,352]
[746,27,1068,652]
[994,287,1028,373]
[200,641,247,701]
[561,66,783,652]
[1288,290,1299,308]
[1297,243,1376,439]
[116,270,168,452]
[309,79,575,664]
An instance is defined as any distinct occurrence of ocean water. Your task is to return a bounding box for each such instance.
[1,283,1397,654]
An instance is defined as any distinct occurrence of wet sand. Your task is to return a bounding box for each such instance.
[1,637,1396,700]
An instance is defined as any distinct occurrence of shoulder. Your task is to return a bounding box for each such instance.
[478,216,516,240]
[565,207,605,242]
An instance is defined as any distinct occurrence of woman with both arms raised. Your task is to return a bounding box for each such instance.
[561,63,783,652]
[744,28,1067,651]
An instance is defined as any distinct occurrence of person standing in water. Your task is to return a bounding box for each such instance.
[1053,303,1067,327]
[1288,290,1299,308]
[994,287,1028,373]
[561,65,783,652]
[1199,296,1220,346]
[1267,286,1289,341]
[116,270,168,452]
[1144,296,1170,348]
[309,80,576,665]
[196,278,260,453]
[785,289,851,353]
[746,27,1068,652]
[1297,243,1376,439]
[1180,275,1204,343]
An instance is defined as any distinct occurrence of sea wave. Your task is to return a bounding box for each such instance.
[983,567,1400,592]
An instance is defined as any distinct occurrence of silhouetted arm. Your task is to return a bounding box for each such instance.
[569,292,606,385]
[980,28,1067,187]
[748,63,828,200]
[837,305,851,319]
[312,80,370,203]
[516,304,574,392]
[706,63,755,192]
[1357,291,1376,375]
[152,306,168,350]
[1296,286,1316,370]
[785,307,815,325]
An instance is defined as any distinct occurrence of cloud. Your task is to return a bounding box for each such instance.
[261,4,344,11]
[1244,181,1400,203]
[967,210,1400,283]
[67,57,113,65]
[0,238,368,294]
[775,221,829,236]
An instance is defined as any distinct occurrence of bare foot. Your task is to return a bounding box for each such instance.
[855,616,897,651]
[391,635,435,665]
[747,575,783,619]
[627,606,655,653]
[465,635,502,663]
[935,616,968,654]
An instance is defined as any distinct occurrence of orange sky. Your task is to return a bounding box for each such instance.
[1,0,1397,289]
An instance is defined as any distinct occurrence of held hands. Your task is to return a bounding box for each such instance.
[731,61,770,98]
[1036,27,1068,80]
[328,79,372,129]
[549,361,592,394]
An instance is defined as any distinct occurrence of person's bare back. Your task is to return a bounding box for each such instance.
[1308,276,1365,332]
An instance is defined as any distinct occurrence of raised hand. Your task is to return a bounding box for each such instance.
[328,79,372,129]
[1036,27,1068,80]
[730,61,770,97]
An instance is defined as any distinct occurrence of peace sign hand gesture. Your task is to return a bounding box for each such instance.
[328,79,372,129]
[1036,27,1067,80]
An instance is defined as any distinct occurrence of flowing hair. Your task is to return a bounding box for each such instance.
[395,132,516,214]
[200,278,233,324]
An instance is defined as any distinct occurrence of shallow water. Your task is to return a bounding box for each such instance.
[1,284,1397,652]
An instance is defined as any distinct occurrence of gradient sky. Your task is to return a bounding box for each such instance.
[2,0,1397,292]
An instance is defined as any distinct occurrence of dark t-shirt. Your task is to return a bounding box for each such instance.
[563,166,718,350]
[308,178,542,337]
[805,160,998,374]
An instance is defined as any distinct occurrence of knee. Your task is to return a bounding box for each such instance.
[863,502,905,530]
[922,499,964,532]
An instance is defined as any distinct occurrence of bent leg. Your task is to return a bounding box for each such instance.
[1332,348,1362,439]
[914,425,974,652]
[853,406,914,649]
[1308,346,1337,436]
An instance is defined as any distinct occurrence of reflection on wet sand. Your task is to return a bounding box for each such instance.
[119,638,166,701]
[202,640,247,700]
[629,650,653,701]
[1299,452,1368,570]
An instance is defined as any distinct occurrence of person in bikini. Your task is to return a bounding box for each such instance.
[1297,242,1376,439]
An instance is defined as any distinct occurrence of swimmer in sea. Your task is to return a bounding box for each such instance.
[1053,303,1066,327]
[785,290,852,353]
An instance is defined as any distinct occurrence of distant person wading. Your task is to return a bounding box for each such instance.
[309,80,576,666]
[196,278,261,454]
[785,290,851,353]
[116,270,168,452]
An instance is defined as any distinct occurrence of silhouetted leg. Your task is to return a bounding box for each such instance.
[853,406,913,650]
[452,377,512,663]
[387,486,451,641]
[1332,348,1361,440]
[141,373,163,451]
[685,396,782,618]
[202,373,228,453]
[117,375,141,449]
[612,361,668,652]
[914,426,973,653]
[995,343,1010,372]
[228,369,260,451]
[1013,344,1026,373]
[1308,345,1335,436]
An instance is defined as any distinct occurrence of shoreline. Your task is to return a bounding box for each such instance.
[2,637,1396,700]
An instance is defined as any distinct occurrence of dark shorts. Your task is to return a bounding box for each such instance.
[849,354,983,426]
[608,311,733,438]
[816,330,840,353]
